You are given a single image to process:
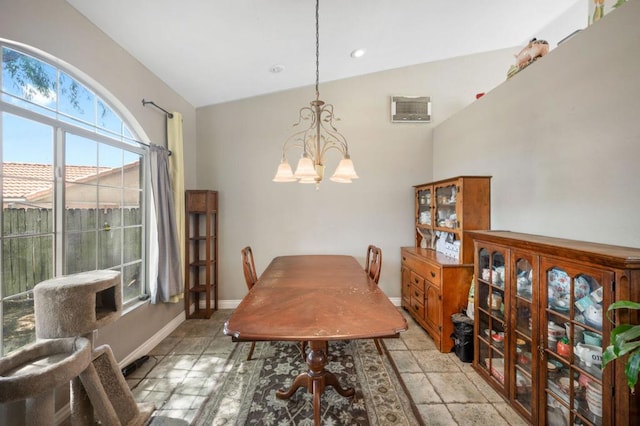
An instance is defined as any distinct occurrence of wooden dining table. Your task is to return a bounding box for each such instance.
[223,254,408,426]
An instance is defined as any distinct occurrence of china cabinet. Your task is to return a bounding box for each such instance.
[184,190,218,319]
[402,176,491,352]
[468,230,640,425]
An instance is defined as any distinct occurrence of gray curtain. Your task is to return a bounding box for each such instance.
[149,144,183,303]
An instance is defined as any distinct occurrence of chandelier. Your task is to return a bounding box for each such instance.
[272,0,358,186]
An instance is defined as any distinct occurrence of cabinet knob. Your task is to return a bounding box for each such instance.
[402,256,406,261]
[414,278,419,284]
[430,271,436,278]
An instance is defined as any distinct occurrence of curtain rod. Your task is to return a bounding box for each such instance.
[142,99,174,118]
[136,140,171,156]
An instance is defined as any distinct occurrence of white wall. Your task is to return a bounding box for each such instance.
[196,48,515,301]
[433,0,640,248]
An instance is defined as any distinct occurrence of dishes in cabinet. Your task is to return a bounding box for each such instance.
[548,269,571,311]
[547,321,566,338]
[548,269,571,294]
[574,275,591,299]
[516,271,532,297]
[586,381,603,417]
[574,343,603,367]
[482,268,491,281]
[583,304,603,330]
[563,322,585,344]
[582,330,602,346]
[488,292,503,310]
[493,266,505,286]
[558,377,578,395]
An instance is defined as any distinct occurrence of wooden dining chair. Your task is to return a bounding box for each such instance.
[365,245,382,284]
[365,245,384,355]
[241,246,258,360]
[241,246,306,360]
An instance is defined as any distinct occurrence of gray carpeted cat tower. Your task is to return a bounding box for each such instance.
[0,270,154,425]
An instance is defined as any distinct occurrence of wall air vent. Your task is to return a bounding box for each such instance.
[391,96,431,123]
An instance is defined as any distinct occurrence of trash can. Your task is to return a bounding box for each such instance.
[451,313,474,363]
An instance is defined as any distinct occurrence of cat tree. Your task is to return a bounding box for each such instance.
[0,270,154,425]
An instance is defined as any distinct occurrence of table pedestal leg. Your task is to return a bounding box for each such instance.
[276,340,355,426]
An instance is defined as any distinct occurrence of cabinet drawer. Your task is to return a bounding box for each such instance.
[403,252,441,284]
[409,271,425,292]
[422,262,441,285]
[409,297,425,319]
[411,282,424,301]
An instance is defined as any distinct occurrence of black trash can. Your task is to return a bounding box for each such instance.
[451,313,474,363]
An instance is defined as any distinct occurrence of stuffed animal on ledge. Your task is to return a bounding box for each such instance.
[507,38,549,79]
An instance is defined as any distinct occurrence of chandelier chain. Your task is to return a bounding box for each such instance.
[315,0,320,101]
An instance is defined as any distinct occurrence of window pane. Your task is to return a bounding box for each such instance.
[124,226,142,263]
[100,207,122,229]
[65,231,97,274]
[65,183,98,232]
[122,262,142,303]
[2,113,54,164]
[66,133,97,169]
[2,235,54,296]
[2,47,56,109]
[123,204,142,226]
[3,295,35,356]
[58,72,95,124]
[123,152,142,190]
[98,227,121,269]
[97,99,123,134]
[3,202,53,236]
[99,143,123,168]
[98,185,122,208]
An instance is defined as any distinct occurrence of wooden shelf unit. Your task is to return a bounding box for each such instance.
[184,190,218,319]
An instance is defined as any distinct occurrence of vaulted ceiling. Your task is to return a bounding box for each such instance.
[66,0,586,107]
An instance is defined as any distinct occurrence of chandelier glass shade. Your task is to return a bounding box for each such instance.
[272,0,358,186]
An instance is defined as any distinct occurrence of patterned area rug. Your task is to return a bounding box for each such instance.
[194,339,418,425]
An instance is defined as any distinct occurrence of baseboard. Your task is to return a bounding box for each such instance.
[118,311,185,368]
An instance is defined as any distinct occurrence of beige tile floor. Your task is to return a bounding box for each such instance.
[126,308,529,425]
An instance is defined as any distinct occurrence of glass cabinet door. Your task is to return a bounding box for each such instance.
[434,183,458,229]
[417,187,432,226]
[511,252,536,418]
[541,259,612,426]
[415,186,434,249]
[476,246,507,391]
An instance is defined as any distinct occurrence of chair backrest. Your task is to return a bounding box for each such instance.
[365,245,382,284]
[241,246,258,290]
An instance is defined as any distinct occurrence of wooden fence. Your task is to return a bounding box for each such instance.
[2,207,141,298]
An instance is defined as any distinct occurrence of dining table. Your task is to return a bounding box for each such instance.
[223,254,408,426]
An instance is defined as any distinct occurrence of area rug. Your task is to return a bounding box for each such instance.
[194,339,418,425]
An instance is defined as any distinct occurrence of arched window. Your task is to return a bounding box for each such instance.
[0,43,148,355]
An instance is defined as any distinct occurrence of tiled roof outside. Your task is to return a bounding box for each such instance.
[2,162,112,199]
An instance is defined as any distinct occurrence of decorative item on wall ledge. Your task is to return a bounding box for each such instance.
[272,0,358,189]
[506,38,549,79]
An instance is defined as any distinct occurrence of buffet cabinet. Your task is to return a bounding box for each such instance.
[184,190,218,319]
[402,176,491,352]
[468,230,640,426]
[401,247,474,352]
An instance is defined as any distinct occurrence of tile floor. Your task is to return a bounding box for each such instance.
[126,308,529,425]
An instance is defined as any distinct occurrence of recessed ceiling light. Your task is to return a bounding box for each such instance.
[350,48,367,59]
[269,64,285,73]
